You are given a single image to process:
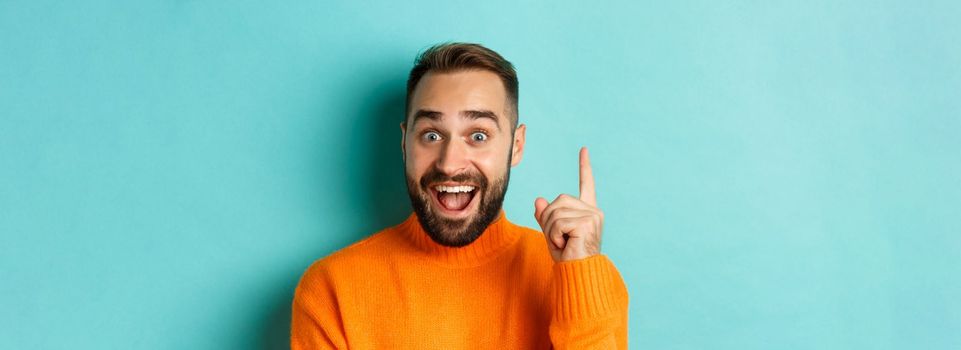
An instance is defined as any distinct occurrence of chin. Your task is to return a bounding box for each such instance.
[405,165,511,248]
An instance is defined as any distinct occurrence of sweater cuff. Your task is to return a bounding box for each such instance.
[551,254,623,322]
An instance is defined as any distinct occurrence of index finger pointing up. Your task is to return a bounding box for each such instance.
[579,146,597,206]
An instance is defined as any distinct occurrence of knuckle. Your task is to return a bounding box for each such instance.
[543,211,556,224]
[581,221,593,231]
[551,218,564,229]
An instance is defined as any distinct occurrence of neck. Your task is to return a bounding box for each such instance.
[401,210,520,267]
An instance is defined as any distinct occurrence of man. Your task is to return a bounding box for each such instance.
[291,42,629,349]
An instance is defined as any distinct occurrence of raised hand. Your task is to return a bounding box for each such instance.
[534,147,605,262]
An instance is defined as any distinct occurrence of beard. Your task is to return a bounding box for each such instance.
[405,159,511,247]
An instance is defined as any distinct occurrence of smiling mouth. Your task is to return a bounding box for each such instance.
[429,184,479,213]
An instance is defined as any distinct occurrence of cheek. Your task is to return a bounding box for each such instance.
[405,145,435,176]
[473,148,510,179]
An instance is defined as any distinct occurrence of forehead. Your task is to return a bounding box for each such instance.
[408,70,508,125]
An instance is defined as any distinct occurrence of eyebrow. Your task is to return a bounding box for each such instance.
[411,109,443,125]
[463,110,501,130]
[411,109,502,131]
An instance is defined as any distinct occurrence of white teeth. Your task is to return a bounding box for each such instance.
[434,185,476,193]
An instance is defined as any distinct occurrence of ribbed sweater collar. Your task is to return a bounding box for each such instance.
[399,210,520,267]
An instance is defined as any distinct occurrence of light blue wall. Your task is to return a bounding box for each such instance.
[2,1,959,349]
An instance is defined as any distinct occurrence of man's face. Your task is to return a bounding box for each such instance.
[402,70,526,247]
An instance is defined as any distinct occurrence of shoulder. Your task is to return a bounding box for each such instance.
[506,220,554,259]
[509,220,547,244]
[296,227,397,290]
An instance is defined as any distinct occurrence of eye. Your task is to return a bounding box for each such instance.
[422,131,442,142]
[470,132,488,142]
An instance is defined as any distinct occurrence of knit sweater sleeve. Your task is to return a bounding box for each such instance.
[548,254,630,349]
[290,263,347,350]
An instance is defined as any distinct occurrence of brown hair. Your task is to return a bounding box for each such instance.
[405,42,519,128]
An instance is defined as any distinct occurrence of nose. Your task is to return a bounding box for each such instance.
[437,138,470,176]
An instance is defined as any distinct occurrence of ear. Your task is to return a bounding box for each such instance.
[399,121,407,161]
[510,124,526,167]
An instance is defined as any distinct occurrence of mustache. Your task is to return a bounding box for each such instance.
[419,168,488,190]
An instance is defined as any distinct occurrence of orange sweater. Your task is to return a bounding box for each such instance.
[291,210,629,349]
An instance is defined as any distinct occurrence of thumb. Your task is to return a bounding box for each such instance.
[534,197,549,224]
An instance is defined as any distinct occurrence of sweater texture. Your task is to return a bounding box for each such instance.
[291,210,629,349]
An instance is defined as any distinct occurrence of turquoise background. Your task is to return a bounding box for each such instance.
[2,1,959,349]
